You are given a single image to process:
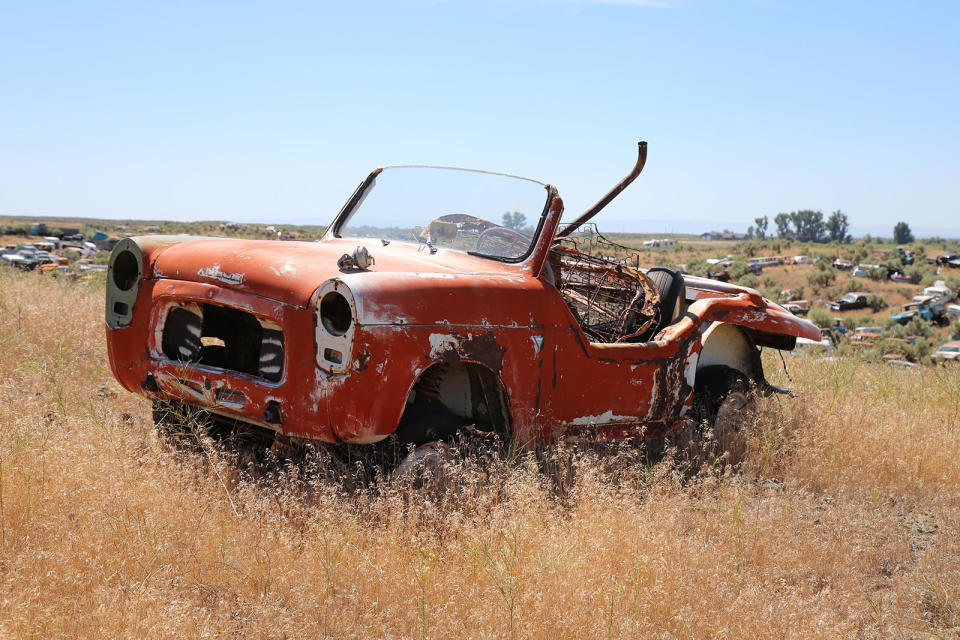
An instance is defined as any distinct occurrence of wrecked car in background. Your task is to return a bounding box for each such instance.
[105,142,820,460]
[890,299,949,326]
[826,292,870,311]
[931,341,960,363]
[850,326,884,346]
[781,300,810,316]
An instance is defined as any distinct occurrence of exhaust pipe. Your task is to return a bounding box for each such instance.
[556,141,647,238]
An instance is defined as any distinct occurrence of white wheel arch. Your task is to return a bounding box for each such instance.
[697,322,759,380]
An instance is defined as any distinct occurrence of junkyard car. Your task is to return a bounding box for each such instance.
[833,259,855,270]
[850,326,884,345]
[931,341,960,363]
[794,328,835,350]
[914,281,957,304]
[105,143,820,453]
[781,300,810,316]
[882,353,916,368]
[890,299,947,325]
[826,292,869,311]
[935,253,959,266]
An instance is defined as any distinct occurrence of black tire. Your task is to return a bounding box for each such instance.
[682,365,756,468]
[392,440,455,488]
[394,401,462,445]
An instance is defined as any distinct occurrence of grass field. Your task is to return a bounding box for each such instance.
[1,267,959,638]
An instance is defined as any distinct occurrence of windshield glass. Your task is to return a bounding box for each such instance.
[842,294,857,302]
[939,346,960,353]
[336,167,550,261]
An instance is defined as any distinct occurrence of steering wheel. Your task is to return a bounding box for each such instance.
[475,226,530,257]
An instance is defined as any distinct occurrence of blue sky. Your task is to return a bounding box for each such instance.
[1,1,958,236]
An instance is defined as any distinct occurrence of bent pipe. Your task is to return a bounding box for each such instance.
[556,141,647,238]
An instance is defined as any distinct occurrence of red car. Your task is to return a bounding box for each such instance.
[105,143,819,455]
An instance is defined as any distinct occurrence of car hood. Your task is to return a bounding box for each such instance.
[150,237,526,307]
[891,309,919,319]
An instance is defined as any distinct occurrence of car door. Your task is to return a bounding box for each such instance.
[543,320,699,441]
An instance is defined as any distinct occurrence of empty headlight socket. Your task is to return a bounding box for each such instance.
[313,279,357,374]
[106,238,144,328]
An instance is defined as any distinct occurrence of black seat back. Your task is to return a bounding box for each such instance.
[645,267,686,337]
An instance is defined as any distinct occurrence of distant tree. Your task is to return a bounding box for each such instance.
[789,210,826,243]
[746,225,755,240]
[754,216,769,240]
[825,210,850,243]
[806,267,836,292]
[774,213,794,240]
[501,212,527,230]
[893,221,914,244]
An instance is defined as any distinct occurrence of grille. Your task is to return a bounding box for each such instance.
[161,303,284,382]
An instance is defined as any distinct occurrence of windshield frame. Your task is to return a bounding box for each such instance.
[328,166,557,264]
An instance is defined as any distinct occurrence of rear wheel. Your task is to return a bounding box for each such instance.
[392,440,454,487]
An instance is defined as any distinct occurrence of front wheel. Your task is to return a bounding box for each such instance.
[681,366,757,468]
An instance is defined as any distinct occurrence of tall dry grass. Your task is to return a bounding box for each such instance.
[1,267,958,639]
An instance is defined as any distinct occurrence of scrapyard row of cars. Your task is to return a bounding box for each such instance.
[795,325,960,367]
[828,280,960,325]
[790,280,960,367]
[0,240,108,277]
[784,278,959,324]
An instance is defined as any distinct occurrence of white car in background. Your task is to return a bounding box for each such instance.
[931,341,960,363]
[795,328,836,350]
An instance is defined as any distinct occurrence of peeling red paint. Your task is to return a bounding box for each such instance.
[105,154,820,448]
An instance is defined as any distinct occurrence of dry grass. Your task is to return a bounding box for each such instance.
[1,268,959,639]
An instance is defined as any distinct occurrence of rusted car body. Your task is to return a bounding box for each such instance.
[105,143,820,448]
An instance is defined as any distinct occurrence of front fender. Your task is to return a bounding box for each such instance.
[689,294,821,342]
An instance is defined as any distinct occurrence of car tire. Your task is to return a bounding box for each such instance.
[394,401,462,445]
[684,365,756,468]
[392,440,454,489]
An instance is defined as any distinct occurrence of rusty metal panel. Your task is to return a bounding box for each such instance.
[104,152,820,450]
